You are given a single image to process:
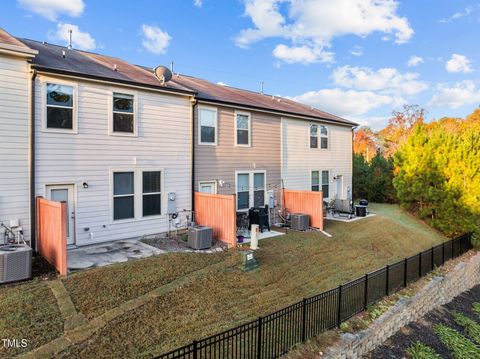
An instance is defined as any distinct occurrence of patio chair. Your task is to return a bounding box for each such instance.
[333,199,354,219]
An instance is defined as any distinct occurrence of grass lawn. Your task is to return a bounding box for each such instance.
[54,203,447,358]
[0,281,64,357]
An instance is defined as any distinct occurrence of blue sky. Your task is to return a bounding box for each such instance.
[2,0,479,129]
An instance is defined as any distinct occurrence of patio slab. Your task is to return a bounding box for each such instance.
[67,240,165,271]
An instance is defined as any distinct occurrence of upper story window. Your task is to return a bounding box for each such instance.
[112,92,135,134]
[235,112,251,146]
[46,83,74,130]
[198,107,217,145]
[309,124,329,149]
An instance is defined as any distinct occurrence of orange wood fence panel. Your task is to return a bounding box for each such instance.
[282,189,324,230]
[36,197,67,276]
[194,192,237,247]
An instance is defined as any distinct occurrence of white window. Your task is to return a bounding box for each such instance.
[199,181,217,194]
[45,82,76,132]
[112,169,163,222]
[311,170,329,197]
[198,107,218,145]
[113,172,135,220]
[142,171,161,217]
[309,124,328,149]
[235,111,251,146]
[112,92,135,134]
[236,171,266,210]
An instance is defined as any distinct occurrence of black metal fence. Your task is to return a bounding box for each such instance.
[158,233,473,359]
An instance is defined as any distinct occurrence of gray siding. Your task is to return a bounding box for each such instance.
[0,54,30,242]
[194,104,281,196]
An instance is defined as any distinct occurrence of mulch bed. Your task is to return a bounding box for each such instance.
[368,284,480,358]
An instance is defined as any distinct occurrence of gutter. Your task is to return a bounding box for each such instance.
[32,66,195,97]
[196,98,358,128]
[30,69,37,252]
[191,97,198,212]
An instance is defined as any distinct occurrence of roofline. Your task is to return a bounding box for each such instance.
[196,98,359,127]
[0,43,38,58]
[31,65,197,97]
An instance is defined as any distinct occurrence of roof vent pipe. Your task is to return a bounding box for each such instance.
[260,81,264,95]
[62,50,66,58]
[67,29,73,50]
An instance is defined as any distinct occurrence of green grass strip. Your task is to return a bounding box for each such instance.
[472,302,480,317]
[434,324,480,359]
[406,341,442,359]
[452,311,480,344]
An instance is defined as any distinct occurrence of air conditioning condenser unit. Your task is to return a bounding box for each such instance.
[0,244,32,283]
[290,213,310,231]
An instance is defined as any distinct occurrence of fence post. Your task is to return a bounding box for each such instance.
[337,285,342,327]
[451,239,454,259]
[431,247,434,270]
[442,241,445,264]
[193,340,198,359]
[301,298,307,342]
[364,274,369,310]
[403,258,408,288]
[418,253,422,278]
[257,317,263,359]
[385,265,390,296]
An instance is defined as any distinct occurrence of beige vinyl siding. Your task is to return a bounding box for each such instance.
[34,74,192,246]
[0,54,31,241]
[194,105,281,196]
[281,117,353,200]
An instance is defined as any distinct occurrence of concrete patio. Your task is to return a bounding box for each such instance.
[67,239,164,271]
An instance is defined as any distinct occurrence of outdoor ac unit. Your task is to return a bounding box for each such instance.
[290,213,310,231]
[188,226,213,250]
[0,244,32,284]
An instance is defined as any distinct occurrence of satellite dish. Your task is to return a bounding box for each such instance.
[154,66,172,84]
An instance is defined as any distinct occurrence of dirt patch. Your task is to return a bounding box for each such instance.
[368,285,480,358]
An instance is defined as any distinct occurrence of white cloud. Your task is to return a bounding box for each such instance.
[440,6,474,23]
[428,80,480,109]
[194,0,202,7]
[235,0,413,64]
[350,45,363,57]
[50,23,96,50]
[291,88,399,117]
[272,44,333,64]
[18,0,84,21]
[141,25,171,55]
[407,55,423,67]
[332,65,428,96]
[445,54,473,73]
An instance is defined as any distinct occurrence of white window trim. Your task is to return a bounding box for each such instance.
[108,88,138,137]
[308,123,329,151]
[110,167,165,224]
[198,181,217,194]
[234,110,251,147]
[198,105,218,146]
[235,170,267,211]
[310,169,330,198]
[41,78,78,134]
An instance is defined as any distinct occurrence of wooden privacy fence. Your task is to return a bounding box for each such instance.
[194,192,237,247]
[282,189,323,230]
[36,197,67,275]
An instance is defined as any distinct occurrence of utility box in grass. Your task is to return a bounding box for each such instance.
[240,249,258,272]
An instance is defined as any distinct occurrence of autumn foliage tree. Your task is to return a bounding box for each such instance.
[353,126,378,161]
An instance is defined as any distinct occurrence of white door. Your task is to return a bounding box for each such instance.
[336,175,343,199]
[46,185,75,245]
[236,171,266,210]
[199,181,216,194]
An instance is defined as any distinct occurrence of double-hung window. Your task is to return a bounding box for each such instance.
[311,170,329,198]
[113,169,162,221]
[46,83,74,130]
[236,171,266,210]
[143,171,161,217]
[235,112,251,146]
[113,172,135,220]
[199,107,217,144]
[309,124,328,149]
[112,92,135,134]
